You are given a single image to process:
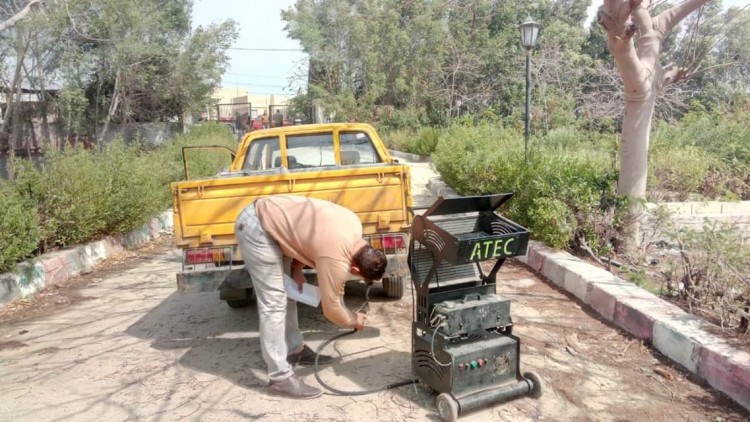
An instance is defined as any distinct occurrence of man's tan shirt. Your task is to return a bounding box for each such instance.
[256,195,367,327]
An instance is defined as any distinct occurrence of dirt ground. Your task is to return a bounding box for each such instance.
[0,235,747,422]
[1,160,748,421]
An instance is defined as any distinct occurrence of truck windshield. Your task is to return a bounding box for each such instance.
[286,133,335,169]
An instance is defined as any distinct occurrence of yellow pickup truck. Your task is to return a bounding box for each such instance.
[172,123,413,308]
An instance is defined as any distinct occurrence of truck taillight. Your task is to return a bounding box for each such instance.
[185,247,230,265]
[383,234,406,249]
[368,233,407,251]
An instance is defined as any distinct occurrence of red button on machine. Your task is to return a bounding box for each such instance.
[458,363,465,371]
[477,359,486,367]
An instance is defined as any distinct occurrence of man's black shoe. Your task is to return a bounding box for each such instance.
[287,344,334,366]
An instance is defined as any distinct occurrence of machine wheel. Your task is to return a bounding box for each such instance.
[382,277,404,299]
[523,371,543,399]
[436,393,459,422]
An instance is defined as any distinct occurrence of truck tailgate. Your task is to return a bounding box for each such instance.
[173,165,411,248]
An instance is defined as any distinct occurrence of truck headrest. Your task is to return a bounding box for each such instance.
[274,155,299,169]
[341,150,360,165]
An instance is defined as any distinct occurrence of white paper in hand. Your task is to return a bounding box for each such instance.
[283,274,321,307]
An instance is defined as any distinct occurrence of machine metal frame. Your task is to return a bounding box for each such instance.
[408,194,542,421]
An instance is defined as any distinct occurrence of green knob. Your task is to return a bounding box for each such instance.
[470,361,478,369]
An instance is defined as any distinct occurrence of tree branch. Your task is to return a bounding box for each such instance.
[63,0,111,42]
[599,0,635,39]
[662,63,692,86]
[630,0,656,37]
[695,61,746,76]
[655,0,713,36]
[599,1,652,95]
[0,0,44,33]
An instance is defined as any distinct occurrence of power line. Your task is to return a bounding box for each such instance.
[222,81,290,88]
[224,72,290,79]
[228,47,304,52]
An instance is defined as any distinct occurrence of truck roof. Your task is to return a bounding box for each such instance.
[242,122,378,138]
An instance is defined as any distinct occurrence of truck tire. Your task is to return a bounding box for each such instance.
[382,277,404,299]
[226,299,252,309]
[223,288,254,309]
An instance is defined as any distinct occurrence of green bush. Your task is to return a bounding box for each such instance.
[380,128,414,152]
[648,146,715,200]
[664,220,750,331]
[526,197,575,248]
[3,122,235,263]
[432,123,523,196]
[408,127,442,156]
[433,123,618,250]
[10,146,110,248]
[536,126,589,151]
[650,109,750,200]
[98,140,171,233]
[158,123,238,181]
[375,105,428,131]
[0,182,40,272]
[380,127,443,157]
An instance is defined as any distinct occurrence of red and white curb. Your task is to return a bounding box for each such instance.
[0,210,173,308]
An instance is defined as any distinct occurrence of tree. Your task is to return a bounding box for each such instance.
[0,0,55,149]
[170,20,238,129]
[0,0,43,33]
[283,0,591,128]
[0,0,236,151]
[692,6,750,108]
[597,0,715,252]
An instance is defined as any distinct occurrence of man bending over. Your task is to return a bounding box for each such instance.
[235,195,387,399]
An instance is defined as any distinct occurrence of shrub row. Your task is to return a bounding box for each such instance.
[663,220,750,332]
[381,127,442,157]
[0,123,236,272]
[650,109,750,201]
[0,181,40,271]
[395,109,749,249]
[432,123,620,251]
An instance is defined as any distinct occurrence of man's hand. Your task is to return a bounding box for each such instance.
[292,269,305,293]
[292,259,305,293]
[353,312,367,331]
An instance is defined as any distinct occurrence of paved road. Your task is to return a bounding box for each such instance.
[0,160,746,421]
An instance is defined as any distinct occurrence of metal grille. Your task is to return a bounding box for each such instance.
[411,245,479,287]
[414,350,449,378]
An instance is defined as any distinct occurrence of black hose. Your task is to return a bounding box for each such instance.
[313,329,416,396]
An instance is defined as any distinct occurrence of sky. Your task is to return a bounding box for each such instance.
[191,0,306,96]
[190,0,749,96]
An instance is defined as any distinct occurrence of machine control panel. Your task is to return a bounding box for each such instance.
[444,331,518,394]
[434,294,512,337]
[456,358,489,372]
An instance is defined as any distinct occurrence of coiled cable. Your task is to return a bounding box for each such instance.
[312,284,417,395]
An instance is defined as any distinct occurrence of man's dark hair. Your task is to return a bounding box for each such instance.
[353,245,387,281]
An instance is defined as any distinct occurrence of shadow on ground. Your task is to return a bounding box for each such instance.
[124,280,425,406]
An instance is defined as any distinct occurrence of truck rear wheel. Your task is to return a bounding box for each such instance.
[226,299,252,309]
[222,288,254,309]
[382,277,404,299]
